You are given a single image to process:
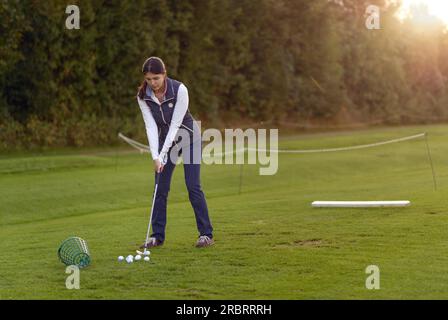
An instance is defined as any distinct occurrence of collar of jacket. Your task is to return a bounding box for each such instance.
[144,77,176,104]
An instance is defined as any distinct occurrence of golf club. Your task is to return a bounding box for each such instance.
[143,171,160,248]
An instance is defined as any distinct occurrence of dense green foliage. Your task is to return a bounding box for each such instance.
[0,0,447,149]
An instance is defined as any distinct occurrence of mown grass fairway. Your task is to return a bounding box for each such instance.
[1,125,448,299]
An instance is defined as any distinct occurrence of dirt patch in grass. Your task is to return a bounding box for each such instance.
[274,238,336,249]
[293,239,325,247]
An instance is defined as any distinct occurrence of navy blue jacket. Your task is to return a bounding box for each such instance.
[143,78,198,152]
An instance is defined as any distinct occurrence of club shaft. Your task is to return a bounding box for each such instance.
[145,173,159,245]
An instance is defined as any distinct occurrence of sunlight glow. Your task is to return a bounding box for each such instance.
[397,0,448,27]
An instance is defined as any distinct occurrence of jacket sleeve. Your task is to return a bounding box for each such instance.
[137,97,159,160]
[158,84,189,165]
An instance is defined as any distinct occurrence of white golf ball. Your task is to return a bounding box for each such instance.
[144,256,150,262]
[126,255,134,264]
[134,254,142,261]
[118,256,124,262]
[143,250,150,256]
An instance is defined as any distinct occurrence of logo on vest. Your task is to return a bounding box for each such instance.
[168,103,174,108]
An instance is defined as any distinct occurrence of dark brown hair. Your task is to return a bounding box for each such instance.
[137,57,166,99]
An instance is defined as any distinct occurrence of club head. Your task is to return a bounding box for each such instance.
[139,242,148,249]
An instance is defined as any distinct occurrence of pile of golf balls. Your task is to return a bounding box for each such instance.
[117,250,150,264]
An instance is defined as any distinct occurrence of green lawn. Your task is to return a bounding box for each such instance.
[1,124,448,299]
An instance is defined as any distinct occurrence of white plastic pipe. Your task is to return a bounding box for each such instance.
[312,201,410,208]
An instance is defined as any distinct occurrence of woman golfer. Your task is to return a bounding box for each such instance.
[137,57,214,248]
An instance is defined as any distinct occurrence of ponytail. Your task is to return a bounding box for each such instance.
[137,80,147,99]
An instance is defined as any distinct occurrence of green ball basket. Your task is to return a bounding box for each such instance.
[58,236,91,268]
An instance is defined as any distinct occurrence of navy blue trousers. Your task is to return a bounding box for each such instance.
[151,141,213,242]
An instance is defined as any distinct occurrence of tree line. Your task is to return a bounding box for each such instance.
[1,0,447,150]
